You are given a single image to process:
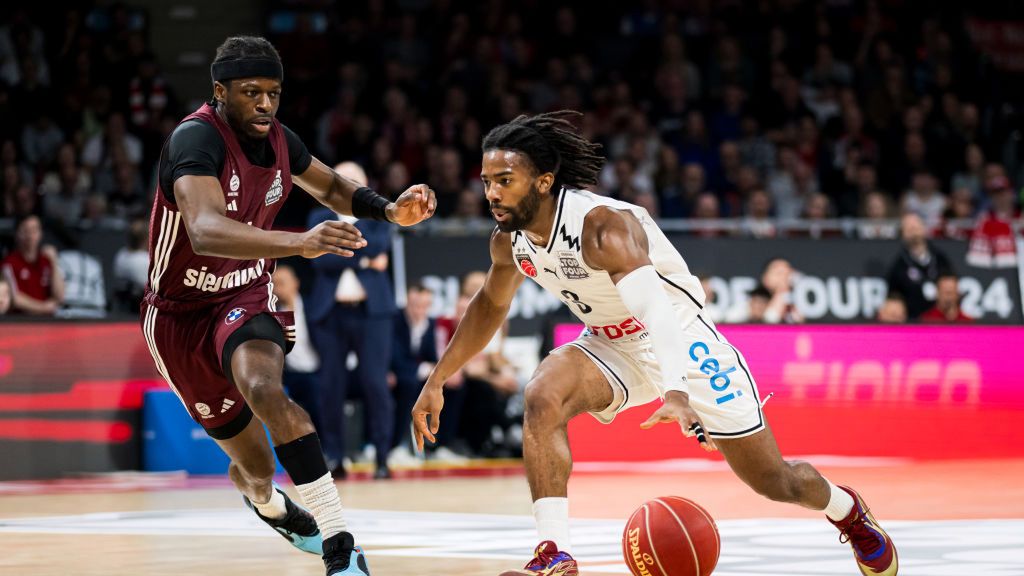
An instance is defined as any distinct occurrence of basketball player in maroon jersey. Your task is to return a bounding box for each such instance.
[142,36,434,576]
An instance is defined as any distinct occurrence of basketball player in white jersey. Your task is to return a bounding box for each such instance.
[412,111,898,576]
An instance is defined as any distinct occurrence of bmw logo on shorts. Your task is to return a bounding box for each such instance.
[225,307,246,325]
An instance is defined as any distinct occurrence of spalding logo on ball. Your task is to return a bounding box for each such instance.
[623,496,720,576]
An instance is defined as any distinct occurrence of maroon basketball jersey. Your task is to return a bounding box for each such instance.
[144,103,293,310]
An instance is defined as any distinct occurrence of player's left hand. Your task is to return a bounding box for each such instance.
[640,391,717,452]
[387,184,437,226]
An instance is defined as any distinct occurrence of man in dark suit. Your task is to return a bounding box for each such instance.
[307,162,396,479]
[388,282,438,464]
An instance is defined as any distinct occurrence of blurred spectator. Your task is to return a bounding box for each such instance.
[272,264,323,436]
[768,147,818,220]
[966,174,1020,268]
[857,190,899,239]
[941,187,977,239]
[1,215,64,315]
[56,242,106,318]
[0,276,11,315]
[919,275,973,323]
[876,293,908,324]
[39,144,90,228]
[388,282,438,465]
[736,115,775,179]
[674,162,707,216]
[0,10,50,87]
[113,217,148,311]
[307,162,395,479]
[726,257,803,324]
[80,112,143,191]
[127,54,170,133]
[901,171,946,229]
[887,213,952,319]
[455,271,520,458]
[21,112,64,175]
[950,143,986,202]
[744,284,772,324]
[800,193,837,238]
[691,192,723,237]
[758,257,804,324]
[739,188,776,238]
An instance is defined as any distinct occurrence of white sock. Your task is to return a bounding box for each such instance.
[295,472,348,539]
[252,486,288,520]
[823,479,855,521]
[533,497,571,552]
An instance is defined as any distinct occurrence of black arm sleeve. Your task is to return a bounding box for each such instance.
[282,124,312,175]
[158,120,226,203]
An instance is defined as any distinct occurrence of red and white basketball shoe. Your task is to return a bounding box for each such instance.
[499,541,579,576]
[829,486,899,576]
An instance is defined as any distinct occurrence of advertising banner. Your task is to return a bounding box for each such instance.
[554,324,1024,461]
[402,234,1021,335]
[0,323,163,480]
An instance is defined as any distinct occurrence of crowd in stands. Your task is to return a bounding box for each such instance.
[1,0,1019,469]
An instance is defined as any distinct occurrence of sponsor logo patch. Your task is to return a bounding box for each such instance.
[225,307,246,325]
[265,170,283,206]
[517,253,538,277]
[557,251,589,279]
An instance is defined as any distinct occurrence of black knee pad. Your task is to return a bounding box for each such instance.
[221,313,288,385]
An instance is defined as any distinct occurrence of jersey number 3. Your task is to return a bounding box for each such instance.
[560,289,592,314]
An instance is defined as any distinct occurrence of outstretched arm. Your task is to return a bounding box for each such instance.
[411,228,525,449]
[294,157,437,226]
[175,175,366,259]
[582,207,715,450]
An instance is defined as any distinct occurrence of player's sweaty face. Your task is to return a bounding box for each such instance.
[481,149,543,233]
[221,78,282,140]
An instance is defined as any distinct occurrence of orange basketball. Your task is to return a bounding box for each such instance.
[622,496,721,576]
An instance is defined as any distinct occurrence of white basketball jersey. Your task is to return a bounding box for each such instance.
[510,188,706,344]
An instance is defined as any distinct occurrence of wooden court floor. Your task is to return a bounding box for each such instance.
[1,458,1023,576]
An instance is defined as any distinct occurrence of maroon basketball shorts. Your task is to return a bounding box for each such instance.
[140,286,295,436]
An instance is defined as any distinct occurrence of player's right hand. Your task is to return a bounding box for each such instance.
[640,391,717,452]
[411,382,445,452]
[300,220,367,258]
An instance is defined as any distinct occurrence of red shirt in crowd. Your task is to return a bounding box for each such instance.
[919,306,973,323]
[1,251,55,302]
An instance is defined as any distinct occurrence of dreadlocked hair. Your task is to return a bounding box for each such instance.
[481,110,604,190]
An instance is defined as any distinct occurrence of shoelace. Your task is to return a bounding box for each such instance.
[524,546,558,569]
[837,508,882,558]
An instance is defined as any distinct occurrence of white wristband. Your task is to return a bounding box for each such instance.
[615,265,689,397]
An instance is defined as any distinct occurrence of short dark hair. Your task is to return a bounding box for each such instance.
[408,282,432,294]
[14,214,40,233]
[751,284,772,299]
[482,110,605,190]
[211,36,281,86]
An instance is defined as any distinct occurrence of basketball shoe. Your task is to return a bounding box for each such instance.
[242,483,322,555]
[829,486,898,576]
[498,541,579,576]
[324,532,371,575]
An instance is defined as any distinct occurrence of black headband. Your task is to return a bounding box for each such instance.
[211,58,283,83]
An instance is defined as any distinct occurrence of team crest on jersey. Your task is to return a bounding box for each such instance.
[516,253,538,277]
[225,307,246,325]
[229,172,240,195]
[194,403,213,419]
[558,251,589,279]
[265,170,283,206]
